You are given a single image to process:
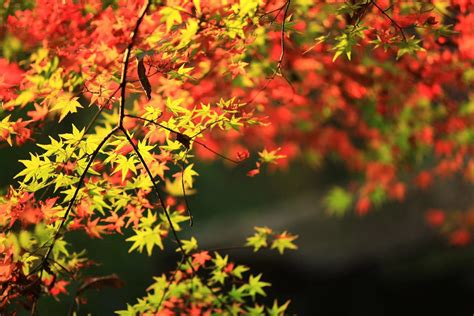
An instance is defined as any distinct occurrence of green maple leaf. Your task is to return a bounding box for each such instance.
[246,304,265,316]
[165,97,186,116]
[210,269,228,285]
[213,252,228,269]
[160,7,183,32]
[258,148,286,165]
[243,274,271,299]
[112,155,138,183]
[15,153,53,184]
[271,231,298,255]
[159,211,189,231]
[137,140,155,165]
[179,237,198,254]
[126,225,165,256]
[246,232,268,252]
[229,285,246,303]
[139,210,157,229]
[232,264,249,279]
[267,300,290,316]
[59,124,85,144]
[396,37,425,59]
[325,186,353,216]
[183,163,199,187]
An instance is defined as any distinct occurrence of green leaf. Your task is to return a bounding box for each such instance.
[213,252,228,269]
[179,237,198,254]
[267,300,290,316]
[325,186,353,216]
[258,148,286,165]
[210,269,228,285]
[160,7,183,32]
[126,225,165,256]
[246,232,268,252]
[232,265,249,279]
[243,274,271,299]
[183,163,199,187]
[112,155,138,183]
[332,26,366,61]
[270,232,298,255]
[165,97,187,116]
[396,37,424,59]
[229,285,246,303]
[138,210,157,229]
[246,305,265,316]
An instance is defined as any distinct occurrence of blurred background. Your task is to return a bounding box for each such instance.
[4,113,474,315]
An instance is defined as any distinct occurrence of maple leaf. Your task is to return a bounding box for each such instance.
[126,225,166,256]
[192,251,211,266]
[243,274,271,299]
[27,103,48,121]
[210,269,228,285]
[165,97,187,116]
[112,156,138,183]
[246,233,268,252]
[325,186,353,216]
[229,285,246,303]
[103,212,126,234]
[267,300,290,316]
[258,148,286,165]
[213,252,229,269]
[231,265,249,279]
[182,163,199,187]
[271,231,298,255]
[178,237,198,254]
[246,305,265,316]
[51,95,83,122]
[160,7,183,32]
[165,177,196,197]
[49,280,69,297]
[85,218,106,239]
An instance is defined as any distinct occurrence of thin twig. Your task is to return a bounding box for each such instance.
[124,114,240,164]
[371,0,407,41]
[119,1,151,126]
[120,126,187,255]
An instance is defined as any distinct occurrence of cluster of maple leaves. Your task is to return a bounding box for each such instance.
[0,0,473,314]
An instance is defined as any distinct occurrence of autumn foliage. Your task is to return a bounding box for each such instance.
[0,0,473,314]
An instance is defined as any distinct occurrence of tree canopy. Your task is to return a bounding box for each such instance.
[0,0,473,314]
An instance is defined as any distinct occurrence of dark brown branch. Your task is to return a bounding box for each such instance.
[124,114,240,164]
[371,0,407,41]
[276,0,291,72]
[119,126,187,255]
[119,1,151,127]
[247,0,294,104]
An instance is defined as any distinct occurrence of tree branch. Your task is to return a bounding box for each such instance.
[119,1,151,127]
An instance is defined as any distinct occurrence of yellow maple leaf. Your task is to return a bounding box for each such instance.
[51,94,83,122]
